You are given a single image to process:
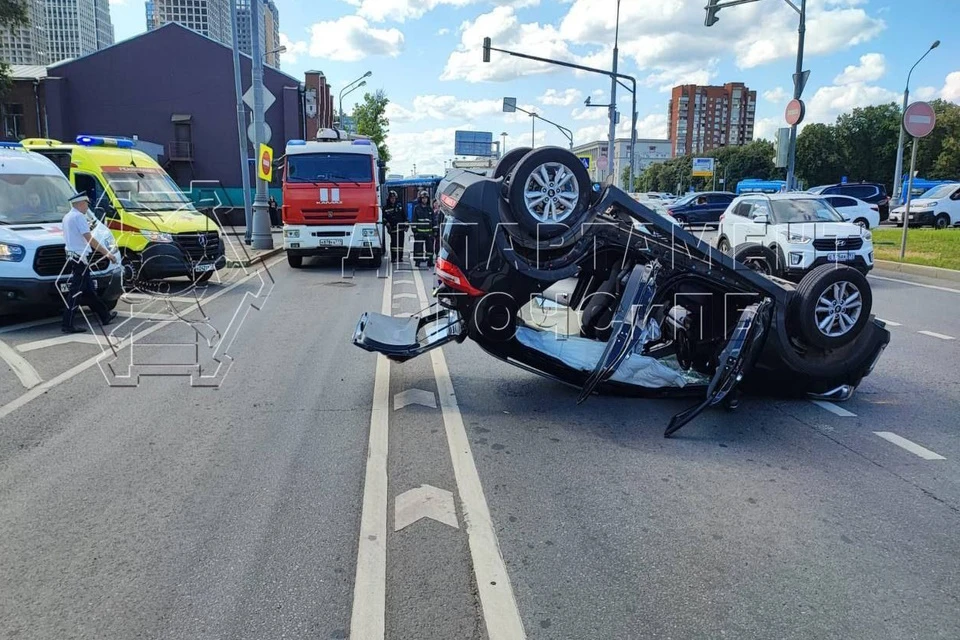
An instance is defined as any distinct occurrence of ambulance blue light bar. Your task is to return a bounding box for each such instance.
[0,141,23,148]
[287,140,307,146]
[352,139,373,145]
[76,135,135,149]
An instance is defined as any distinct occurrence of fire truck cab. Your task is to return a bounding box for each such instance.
[281,129,386,268]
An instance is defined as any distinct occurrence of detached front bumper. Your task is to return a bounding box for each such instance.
[0,270,122,315]
[353,305,463,363]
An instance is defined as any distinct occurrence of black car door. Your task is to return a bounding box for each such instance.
[705,194,733,224]
[664,299,773,437]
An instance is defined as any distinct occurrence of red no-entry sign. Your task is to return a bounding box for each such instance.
[785,99,805,127]
[903,101,936,138]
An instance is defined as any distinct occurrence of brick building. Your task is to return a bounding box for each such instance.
[668,83,756,157]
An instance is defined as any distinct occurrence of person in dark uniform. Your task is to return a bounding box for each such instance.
[411,190,437,268]
[384,190,407,264]
[268,196,281,228]
[61,192,118,333]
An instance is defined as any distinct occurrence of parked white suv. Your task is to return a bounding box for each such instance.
[716,193,874,279]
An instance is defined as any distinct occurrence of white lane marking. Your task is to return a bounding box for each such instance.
[16,333,120,353]
[918,330,955,341]
[393,292,418,300]
[349,273,391,640]
[394,388,437,410]
[874,432,946,460]
[412,267,527,640]
[0,257,284,422]
[810,400,857,417]
[394,484,459,531]
[0,316,59,335]
[876,318,901,327]
[870,275,960,295]
[0,338,42,389]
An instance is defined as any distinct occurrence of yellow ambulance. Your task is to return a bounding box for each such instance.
[21,135,225,283]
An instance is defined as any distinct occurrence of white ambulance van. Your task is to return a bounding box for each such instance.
[0,142,122,316]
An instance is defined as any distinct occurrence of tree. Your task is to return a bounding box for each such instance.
[352,89,391,165]
[833,103,901,189]
[796,123,844,188]
[0,0,29,96]
[913,99,960,180]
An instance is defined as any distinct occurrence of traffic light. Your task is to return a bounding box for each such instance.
[482,37,491,63]
[704,0,722,27]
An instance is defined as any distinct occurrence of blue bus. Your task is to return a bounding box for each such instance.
[736,179,788,195]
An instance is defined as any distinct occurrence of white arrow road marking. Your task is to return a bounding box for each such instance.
[350,273,392,640]
[874,432,946,460]
[0,338,42,389]
[394,484,459,531]
[918,330,955,341]
[16,333,121,353]
[394,388,438,410]
[412,267,527,640]
[810,400,857,417]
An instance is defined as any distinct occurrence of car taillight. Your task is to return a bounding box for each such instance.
[436,257,484,297]
[719,214,725,222]
[666,209,675,217]
[440,193,459,209]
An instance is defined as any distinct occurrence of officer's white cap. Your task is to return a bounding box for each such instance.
[68,191,89,204]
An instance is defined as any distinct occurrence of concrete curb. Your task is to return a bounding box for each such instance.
[225,247,284,268]
[874,259,960,283]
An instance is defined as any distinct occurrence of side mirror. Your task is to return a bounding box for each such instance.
[753,213,769,224]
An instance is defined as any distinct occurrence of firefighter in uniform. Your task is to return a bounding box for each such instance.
[411,190,437,268]
[61,192,118,333]
[384,190,407,264]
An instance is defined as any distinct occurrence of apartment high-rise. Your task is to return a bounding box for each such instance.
[0,0,113,66]
[147,0,231,44]
[263,0,280,68]
[235,0,281,68]
[667,83,756,157]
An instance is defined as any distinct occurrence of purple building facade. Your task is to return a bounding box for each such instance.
[42,23,304,196]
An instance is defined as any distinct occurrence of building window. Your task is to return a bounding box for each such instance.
[1,103,25,139]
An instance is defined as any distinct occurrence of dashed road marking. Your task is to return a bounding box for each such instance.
[876,318,901,327]
[394,388,438,410]
[810,400,857,417]
[16,333,120,353]
[349,273,392,640]
[0,338,42,389]
[393,292,418,300]
[918,330,955,341]
[874,432,946,460]
[412,267,527,640]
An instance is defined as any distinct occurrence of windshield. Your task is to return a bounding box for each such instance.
[0,173,75,224]
[920,184,959,200]
[770,198,843,224]
[673,194,698,206]
[286,153,373,184]
[102,167,194,214]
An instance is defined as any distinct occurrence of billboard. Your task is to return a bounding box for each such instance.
[455,130,495,157]
[692,157,715,177]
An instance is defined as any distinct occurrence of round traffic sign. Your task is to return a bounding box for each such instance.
[261,150,271,176]
[903,101,936,138]
[785,99,805,126]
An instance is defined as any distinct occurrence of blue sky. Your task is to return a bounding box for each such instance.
[108,0,959,175]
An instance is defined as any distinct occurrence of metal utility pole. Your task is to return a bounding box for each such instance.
[785,0,806,192]
[503,98,574,149]
[230,1,253,244]
[339,71,372,128]
[249,0,273,249]
[500,131,508,157]
[892,41,940,204]
[606,0,621,186]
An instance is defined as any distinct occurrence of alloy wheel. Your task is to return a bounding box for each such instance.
[814,280,863,337]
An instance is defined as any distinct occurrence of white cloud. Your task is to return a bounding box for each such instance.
[437,28,450,36]
[571,106,609,121]
[345,0,539,24]
[754,117,783,141]
[763,87,789,103]
[833,53,886,85]
[804,82,899,124]
[279,33,309,65]
[308,15,404,62]
[641,59,719,92]
[914,86,938,101]
[441,6,574,82]
[387,125,547,175]
[539,88,583,106]
[942,71,960,103]
[385,95,537,124]
[573,112,669,146]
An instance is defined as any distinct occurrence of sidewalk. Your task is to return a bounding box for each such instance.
[222,228,284,268]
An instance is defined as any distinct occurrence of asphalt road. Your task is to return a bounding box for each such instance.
[1,253,959,640]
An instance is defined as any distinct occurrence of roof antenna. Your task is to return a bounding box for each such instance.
[129,134,138,167]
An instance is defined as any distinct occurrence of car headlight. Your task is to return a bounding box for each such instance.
[362,228,377,237]
[862,230,873,241]
[0,242,26,262]
[786,233,812,244]
[140,230,173,243]
[285,229,300,238]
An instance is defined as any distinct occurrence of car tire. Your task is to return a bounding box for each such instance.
[733,244,780,277]
[673,215,688,227]
[794,264,872,350]
[494,146,533,181]
[935,213,950,230]
[717,237,732,255]
[853,218,869,230]
[287,253,303,268]
[505,147,592,240]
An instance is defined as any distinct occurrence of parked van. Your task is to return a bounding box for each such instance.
[0,142,122,315]
[889,182,960,229]
[21,136,225,283]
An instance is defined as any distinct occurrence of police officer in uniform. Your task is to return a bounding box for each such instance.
[411,190,437,268]
[61,192,119,333]
[383,190,407,265]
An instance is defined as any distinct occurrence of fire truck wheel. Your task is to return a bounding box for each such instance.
[287,254,303,268]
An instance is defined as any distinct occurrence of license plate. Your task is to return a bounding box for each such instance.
[826,252,852,262]
[58,279,98,293]
[318,239,342,246]
[194,263,216,273]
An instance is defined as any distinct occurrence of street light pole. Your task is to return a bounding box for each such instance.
[607,0,621,186]
[784,0,806,191]
[500,131,508,157]
[229,0,253,244]
[892,40,940,204]
[338,71,372,128]
[249,0,272,250]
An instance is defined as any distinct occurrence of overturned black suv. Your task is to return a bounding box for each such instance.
[354,147,890,436]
